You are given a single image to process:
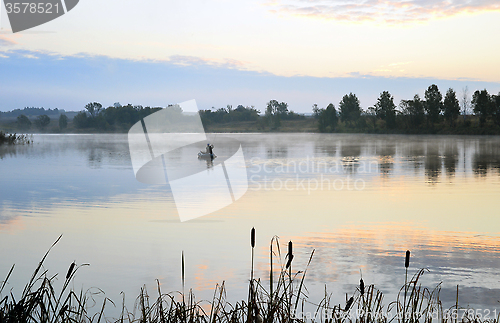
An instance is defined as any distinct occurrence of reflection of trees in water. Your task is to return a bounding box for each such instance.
[398,141,426,178]
[266,146,288,159]
[0,135,130,167]
[407,143,425,171]
[443,142,458,178]
[376,142,395,177]
[340,143,361,158]
[425,144,441,183]
[340,143,361,174]
[88,147,104,169]
[472,141,500,177]
[0,144,32,159]
[315,142,337,157]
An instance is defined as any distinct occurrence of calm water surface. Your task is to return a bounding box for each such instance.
[1,133,500,316]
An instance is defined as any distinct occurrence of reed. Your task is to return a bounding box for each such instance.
[0,131,32,145]
[1,234,497,323]
[248,227,256,323]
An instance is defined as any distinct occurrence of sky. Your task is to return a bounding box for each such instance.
[1,0,500,113]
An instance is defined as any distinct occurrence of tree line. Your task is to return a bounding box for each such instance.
[73,102,303,131]
[0,107,64,118]
[313,85,500,133]
[5,84,500,134]
[71,103,163,130]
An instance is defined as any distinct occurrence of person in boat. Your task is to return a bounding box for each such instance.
[206,143,214,156]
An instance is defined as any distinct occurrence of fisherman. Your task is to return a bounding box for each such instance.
[206,143,214,157]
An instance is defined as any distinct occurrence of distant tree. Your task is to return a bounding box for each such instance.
[277,102,289,115]
[85,102,103,118]
[312,104,320,119]
[472,89,492,127]
[460,86,471,122]
[317,103,338,132]
[374,91,396,128]
[200,105,259,125]
[231,105,260,121]
[58,114,68,130]
[17,114,31,130]
[34,115,51,130]
[400,94,425,128]
[339,93,362,125]
[266,100,287,129]
[424,84,443,126]
[493,93,500,126]
[443,88,460,127]
[73,111,89,129]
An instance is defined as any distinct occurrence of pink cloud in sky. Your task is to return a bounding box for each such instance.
[0,35,17,46]
[270,0,500,23]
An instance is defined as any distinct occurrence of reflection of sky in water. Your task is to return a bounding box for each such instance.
[1,134,500,316]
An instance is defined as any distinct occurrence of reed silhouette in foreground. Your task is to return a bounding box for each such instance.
[1,231,498,323]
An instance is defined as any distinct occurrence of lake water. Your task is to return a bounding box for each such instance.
[1,133,500,317]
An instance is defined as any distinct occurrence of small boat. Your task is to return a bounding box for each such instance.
[198,151,216,159]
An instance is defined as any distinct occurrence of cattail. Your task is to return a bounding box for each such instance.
[360,278,365,296]
[285,254,294,269]
[251,227,255,248]
[286,241,294,269]
[66,262,76,279]
[345,296,354,311]
[405,250,410,268]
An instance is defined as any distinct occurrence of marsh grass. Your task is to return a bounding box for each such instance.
[0,235,497,323]
[0,131,33,145]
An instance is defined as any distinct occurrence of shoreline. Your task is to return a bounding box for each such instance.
[3,117,500,136]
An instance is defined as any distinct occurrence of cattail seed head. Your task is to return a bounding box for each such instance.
[405,250,410,268]
[288,241,293,257]
[182,251,185,288]
[360,278,365,296]
[251,227,255,248]
[345,296,354,311]
[66,262,76,280]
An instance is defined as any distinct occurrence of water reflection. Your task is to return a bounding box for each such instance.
[472,140,500,177]
[203,158,214,168]
[443,142,458,178]
[290,223,500,308]
[3,134,500,212]
[425,143,441,183]
[2,133,500,316]
[339,142,361,174]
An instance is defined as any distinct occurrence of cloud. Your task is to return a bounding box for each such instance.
[168,55,249,70]
[0,35,17,47]
[23,54,39,59]
[269,0,500,23]
[0,49,499,114]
